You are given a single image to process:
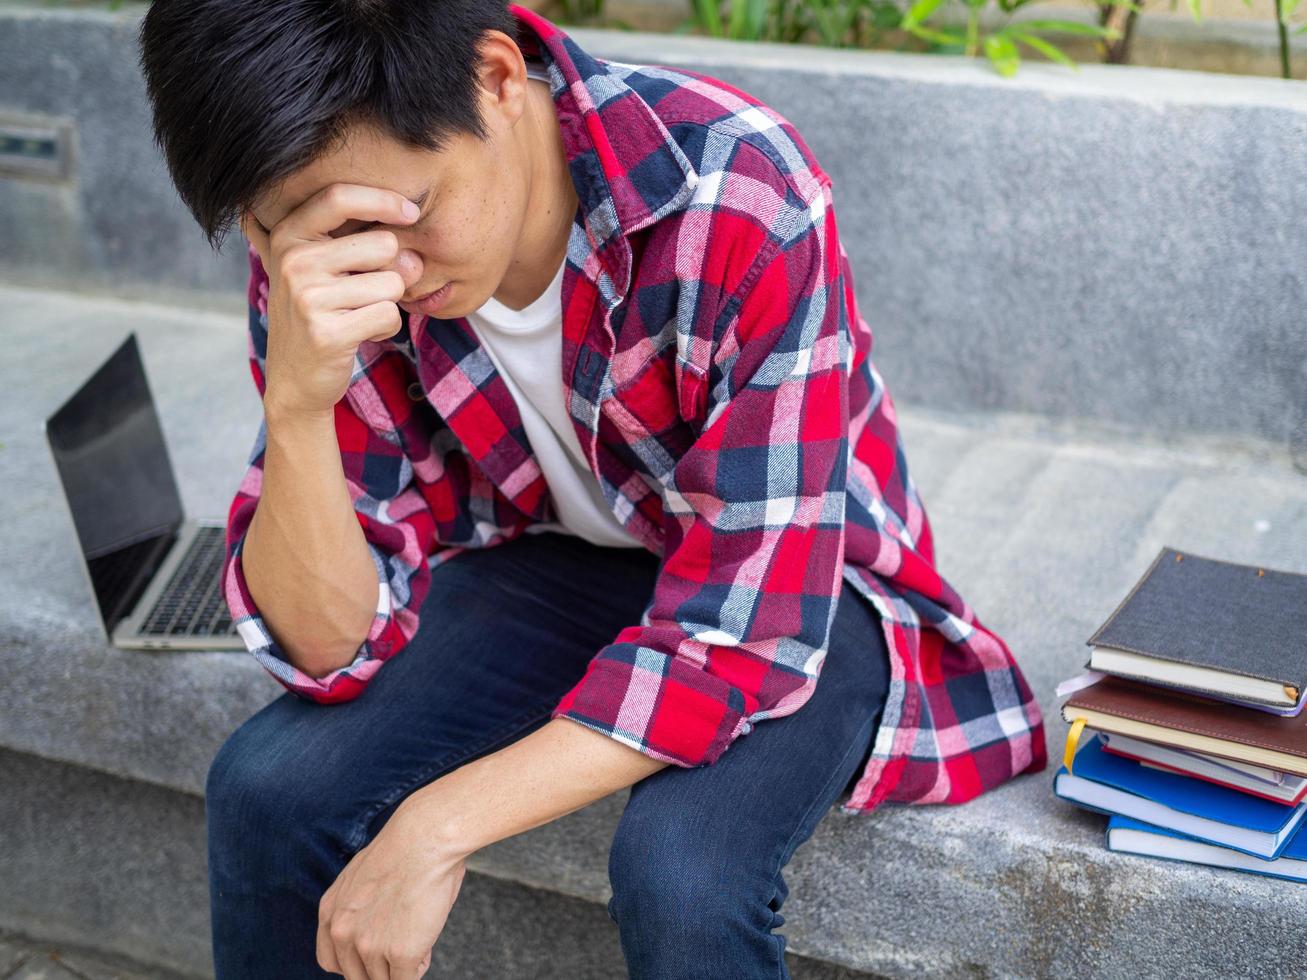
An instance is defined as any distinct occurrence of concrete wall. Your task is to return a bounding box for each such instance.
[1,0,1304,459]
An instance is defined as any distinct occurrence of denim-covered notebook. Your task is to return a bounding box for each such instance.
[1086,545,1307,709]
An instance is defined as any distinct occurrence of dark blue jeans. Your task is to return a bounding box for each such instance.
[206,530,891,979]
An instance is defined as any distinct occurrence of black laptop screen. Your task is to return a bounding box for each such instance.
[45,333,184,629]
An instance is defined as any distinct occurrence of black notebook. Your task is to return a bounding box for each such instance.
[1085,545,1307,709]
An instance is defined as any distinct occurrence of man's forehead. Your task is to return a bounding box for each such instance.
[247,134,441,230]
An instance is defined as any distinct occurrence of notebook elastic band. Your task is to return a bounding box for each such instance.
[1064,716,1087,775]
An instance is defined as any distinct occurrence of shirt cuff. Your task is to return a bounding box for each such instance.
[222,531,399,703]
[550,639,757,768]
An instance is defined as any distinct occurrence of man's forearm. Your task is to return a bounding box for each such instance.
[403,717,672,857]
[242,405,379,677]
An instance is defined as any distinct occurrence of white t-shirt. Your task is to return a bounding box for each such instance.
[466,253,644,549]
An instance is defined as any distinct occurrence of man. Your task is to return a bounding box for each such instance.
[139,1,1047,976]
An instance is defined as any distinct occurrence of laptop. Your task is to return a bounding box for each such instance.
[42,332,245,650]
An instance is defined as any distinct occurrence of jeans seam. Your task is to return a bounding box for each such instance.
[339,699,559,859]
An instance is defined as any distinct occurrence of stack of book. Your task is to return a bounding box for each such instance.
[1052,544,1307,882]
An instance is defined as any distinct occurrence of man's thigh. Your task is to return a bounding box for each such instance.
[207,530,661,860]
[607,582,892,912]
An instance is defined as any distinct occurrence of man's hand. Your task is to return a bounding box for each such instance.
[316,800,469,979]
[313,717,669,978]
[239,183,426,422]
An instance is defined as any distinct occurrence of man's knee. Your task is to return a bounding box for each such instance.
[205,707,321,843]
[606,813,775,939]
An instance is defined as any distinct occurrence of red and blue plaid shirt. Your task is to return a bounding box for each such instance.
[223,3,1047,813]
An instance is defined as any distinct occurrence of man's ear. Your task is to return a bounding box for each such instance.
[473,31,527,131]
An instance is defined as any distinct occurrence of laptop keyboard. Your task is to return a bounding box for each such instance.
[140,525,237,637]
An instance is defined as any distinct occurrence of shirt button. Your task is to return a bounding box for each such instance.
[407,381,425,401]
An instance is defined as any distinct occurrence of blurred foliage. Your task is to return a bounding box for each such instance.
[83,0,1307,78]
[656,0,1301,77]
[675,0,905,46]
[678,0,1128,73]
[1268,0,1307,76]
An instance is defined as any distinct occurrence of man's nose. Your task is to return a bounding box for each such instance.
[392,247,423,287]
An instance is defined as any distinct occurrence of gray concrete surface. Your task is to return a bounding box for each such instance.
[3,281,1306,978]
[1,3,1305,455]
[0,924,182,980]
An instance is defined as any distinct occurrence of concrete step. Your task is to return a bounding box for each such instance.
[0,749,884,979]
[4,280,1307,977]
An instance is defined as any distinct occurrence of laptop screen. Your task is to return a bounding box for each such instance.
[44,333,184,632]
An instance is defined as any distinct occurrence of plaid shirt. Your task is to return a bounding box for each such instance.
[223,3,1047,813]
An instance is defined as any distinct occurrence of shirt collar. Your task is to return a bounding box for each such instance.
[509,4,700,252]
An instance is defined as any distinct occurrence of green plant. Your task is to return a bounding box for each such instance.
[1255,0,1305,78]
[682,0,1125,73]
[1111,0,1302,80]
[901,0,1126,73]
[556,0,607,26]
[681,0,903,45]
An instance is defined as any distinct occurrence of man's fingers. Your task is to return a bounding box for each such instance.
[316,918,341,975]
[277,182,419,245]
[308,229,414,279]
[308,269,405,315]
[334,938,373,980]
[336,297,405,346]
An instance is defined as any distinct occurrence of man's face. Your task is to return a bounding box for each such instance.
[245,95,534,320]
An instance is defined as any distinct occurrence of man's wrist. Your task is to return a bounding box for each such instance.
[263,393,336,432]
[399,778,481,862]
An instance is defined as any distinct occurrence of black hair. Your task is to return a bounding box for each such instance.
[138,0,520,252]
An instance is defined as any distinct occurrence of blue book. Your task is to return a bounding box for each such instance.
[1106,814,1307,883]
[1053,734,1307,859]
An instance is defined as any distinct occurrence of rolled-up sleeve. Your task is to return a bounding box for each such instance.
[550,182,852,766]
[222,243,438,704]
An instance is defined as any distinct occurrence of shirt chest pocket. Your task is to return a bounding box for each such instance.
[601,349,707,463]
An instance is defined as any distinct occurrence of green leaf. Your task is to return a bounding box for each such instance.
[872,2,905,27]
[1282,0,1302,18]
[984,32,1021,75]
[902,0,949,30]
[1296,20,1307,31]
[1010,29,1080,67]
[1015,18,1122,37]
[695,0,724,35]
[907,23,970,42]
[1186,0,1203,24]
[727,0,746,37]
